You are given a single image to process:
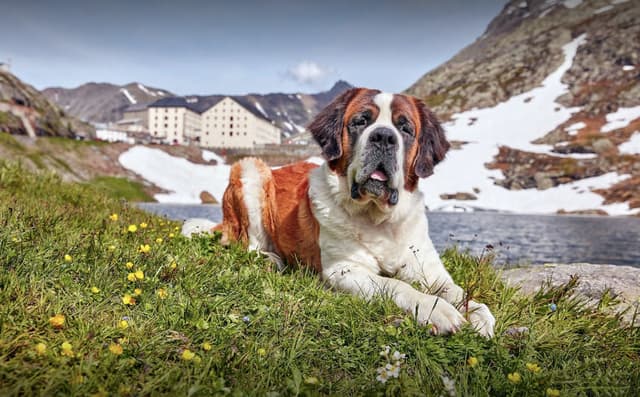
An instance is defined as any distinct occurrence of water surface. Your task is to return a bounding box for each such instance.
[137,203,640,267]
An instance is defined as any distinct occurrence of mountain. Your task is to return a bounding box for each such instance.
[406,0,640,216]
[0,70,92,137]
[220,80,354,137]
[42,82,173,124]
[43,79,353,138]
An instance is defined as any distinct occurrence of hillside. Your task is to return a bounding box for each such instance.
[42,82,173,124]
[0,71,92,138]
[1,161,639,395]
[406,0,640,216]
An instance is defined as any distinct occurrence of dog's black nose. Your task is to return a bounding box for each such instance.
[369,127,397,147]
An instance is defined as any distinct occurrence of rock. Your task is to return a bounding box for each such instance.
[439,192,477,200]
[199,191,219,204]
[534,172,554,190]
[502,263,640,325]
[592,138,615,154]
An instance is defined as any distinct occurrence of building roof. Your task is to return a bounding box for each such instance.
[148,95,273,123]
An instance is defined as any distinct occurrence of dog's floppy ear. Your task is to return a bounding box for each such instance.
[308,88,361,163]
[413,99,450,178]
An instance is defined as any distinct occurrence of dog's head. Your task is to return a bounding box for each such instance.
[309,88,449,210]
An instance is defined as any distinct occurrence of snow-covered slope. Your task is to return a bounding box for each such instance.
[419,34,635,215]
[119,146,230,203]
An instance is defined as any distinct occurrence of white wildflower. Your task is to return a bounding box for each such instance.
[441,375,456,397]
[391,350,406,361]
[376,367,390,383]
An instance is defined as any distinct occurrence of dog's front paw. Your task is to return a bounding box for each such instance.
[416,296,467,335]
[465,301,495,338]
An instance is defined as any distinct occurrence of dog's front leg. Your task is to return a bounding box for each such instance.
[398,244,496,338]
[322,262,466,335]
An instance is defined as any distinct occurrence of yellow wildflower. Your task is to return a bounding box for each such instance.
[156,288,168,299]
[118,320,129,329]
[139,244,151,254]
[122,294,136,305]
[134,288,142,296]
[127,224,138,233]
[304,376,320,385]
[181,349,195,361]
[109,343,123,356]
[11,237,19,242]
[202,342,212,351]
[170,261,177,269]
[507,372,521,384]
[546,388,561,397]
[108,245,116,251]
[90,286,100,294]
[169,233,175,238]
[61,341,74,357]
[140,222,148,229]
[193,355,202,364]
[35,342,47,355]
[71,374,85,384]
[127,273,136,282]
[526,362,541,374]
[174,226,179,231]
[467,356,479,367]
[109,213,118,221]
[125,261,134,269]
[64,254,73,263]
[49,313,65,329]
[155,238,163,244]
[134,270,144,280]
[257,348,267,357]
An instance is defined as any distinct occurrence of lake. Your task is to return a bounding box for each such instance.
[137,203,640,267]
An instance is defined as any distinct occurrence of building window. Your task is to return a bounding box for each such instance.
[244,132,247,136]
[230,124,233,129]
[230,132,233,137]
[164,116,168,120]
[222,132,225,136]
[230,116,233,121]
[164,124,168,128]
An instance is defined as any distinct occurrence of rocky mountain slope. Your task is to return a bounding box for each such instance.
[42,82,173,124]
[406,0,640,216]
[0,70,92,137]
[233,80,353,137]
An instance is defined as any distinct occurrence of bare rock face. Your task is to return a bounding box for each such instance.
[502,263,640,324]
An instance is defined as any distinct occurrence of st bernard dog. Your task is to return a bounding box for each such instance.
[183,88,495,337]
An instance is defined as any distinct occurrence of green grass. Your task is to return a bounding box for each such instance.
[86,176,154,202]
[0,161,638,396]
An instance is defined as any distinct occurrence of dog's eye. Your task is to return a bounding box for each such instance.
[397,118,414,136]
[352,115,369,127]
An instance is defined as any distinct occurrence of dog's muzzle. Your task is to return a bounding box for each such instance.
[352,127,400,206]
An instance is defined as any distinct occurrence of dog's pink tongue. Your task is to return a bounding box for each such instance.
[370,170,388,182]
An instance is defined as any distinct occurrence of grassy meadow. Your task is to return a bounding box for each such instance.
[0,161,639,396]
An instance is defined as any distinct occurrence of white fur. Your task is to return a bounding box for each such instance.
[348,92,405,209]
[181,218,217,237]
[309,163,495,337]
[239,158,272,251]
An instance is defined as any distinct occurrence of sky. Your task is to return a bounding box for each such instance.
[1,0,507,96]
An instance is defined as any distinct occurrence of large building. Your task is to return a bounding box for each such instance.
[147,96,281,148]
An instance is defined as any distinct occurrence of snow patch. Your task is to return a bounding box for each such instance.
[137,83,156,97]
[594,5,613,14]
[619,132,640,155]
[202,149,225,164]
[611,0,629,4]
[120,88,137,104]
[562,0,582,8]
[254,101,269,118]
[623,65,635,71]
[565,121,586,136]
[601,106,640,133]
[119,146,230,203]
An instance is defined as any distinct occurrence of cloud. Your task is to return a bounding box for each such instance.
[285,61,334,85]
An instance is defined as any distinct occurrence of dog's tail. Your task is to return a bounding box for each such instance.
[181,218,218,238]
